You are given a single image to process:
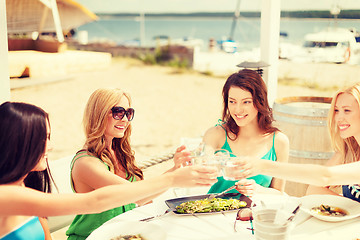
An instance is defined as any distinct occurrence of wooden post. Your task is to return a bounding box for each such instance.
[0,0,10,103]
[38,5,50,36]
[260,0,281,107]
[50,0,64,42]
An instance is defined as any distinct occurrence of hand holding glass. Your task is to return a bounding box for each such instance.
[192,149,229,177]
[223,156,244,181]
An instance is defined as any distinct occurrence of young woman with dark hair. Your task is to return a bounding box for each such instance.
[0,101,217,240]
[203,69,289,196]
[234,83,360,203]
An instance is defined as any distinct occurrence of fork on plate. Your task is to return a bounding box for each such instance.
[139,208,172,222]
[208,185,237,200]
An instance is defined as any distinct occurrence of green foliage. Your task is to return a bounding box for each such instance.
[139,52,157,65]
[138,47,190,70]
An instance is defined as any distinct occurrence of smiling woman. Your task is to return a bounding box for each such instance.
[231,83,360,204]
[66,88,197,240]
[66,88,143,239]
[202,69,289,197]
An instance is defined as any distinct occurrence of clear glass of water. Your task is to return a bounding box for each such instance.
[212,149,230,177]
[223,156,239,181]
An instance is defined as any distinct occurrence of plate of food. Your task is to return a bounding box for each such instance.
[86,221,166,240]
[300,194,360,222]
[165,193,251,215]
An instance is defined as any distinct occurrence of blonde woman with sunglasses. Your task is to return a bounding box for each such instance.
[66,88,198,240]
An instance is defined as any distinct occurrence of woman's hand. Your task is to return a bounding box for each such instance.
[171,165,218,188]
[173,145,192,168]
[235,179,257,197]
[229,157,259,180]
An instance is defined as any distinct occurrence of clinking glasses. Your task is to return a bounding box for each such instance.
[111,107,135,121]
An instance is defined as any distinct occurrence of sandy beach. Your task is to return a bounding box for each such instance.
[9,57,360,167]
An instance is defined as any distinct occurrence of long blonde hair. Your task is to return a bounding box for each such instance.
[83,88,143,180]
[328,83,360,164]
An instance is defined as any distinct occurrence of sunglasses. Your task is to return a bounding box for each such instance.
[234,207,254,234]
[111,107,135,121]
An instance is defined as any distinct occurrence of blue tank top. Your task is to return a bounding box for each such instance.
[342,185,360,203]
[208,124,277,194]
[0,217,44,240]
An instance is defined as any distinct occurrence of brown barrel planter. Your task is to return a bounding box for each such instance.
[273,96,334,197]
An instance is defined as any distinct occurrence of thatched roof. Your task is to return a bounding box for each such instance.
[6,0,98,34]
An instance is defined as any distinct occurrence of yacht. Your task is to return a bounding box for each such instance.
[281,27,360,64]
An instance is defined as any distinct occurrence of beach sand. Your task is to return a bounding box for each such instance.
[10,57,360,167]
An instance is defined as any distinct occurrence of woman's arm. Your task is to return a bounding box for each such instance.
[140,146,193,205]
[71,156,129,192]
[306,153,343,196]
[0,165,217,217]
[72,155,152,205]
[269,131,289,192]
[252,152,360,186]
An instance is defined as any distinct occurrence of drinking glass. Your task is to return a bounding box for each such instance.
[252,208,294,240]
[180,138,205,167]
[212,149,230,177]
[223,156,241,181]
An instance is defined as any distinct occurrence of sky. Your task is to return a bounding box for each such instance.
[76,0,360,13]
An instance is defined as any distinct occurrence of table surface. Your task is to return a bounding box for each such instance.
[87,187,360,240]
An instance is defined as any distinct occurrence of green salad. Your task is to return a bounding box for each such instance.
[175,198,247,214]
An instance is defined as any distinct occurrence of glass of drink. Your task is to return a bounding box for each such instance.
[212,149,230,177]
[223,157,241,181]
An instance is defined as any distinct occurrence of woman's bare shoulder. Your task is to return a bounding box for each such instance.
[72,152,106,172]
[273,131,289,161]
[274,131,289,145]
[203,125,226,149]
[204,125,225,139]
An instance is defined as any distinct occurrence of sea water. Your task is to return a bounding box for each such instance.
[77,17,360,51]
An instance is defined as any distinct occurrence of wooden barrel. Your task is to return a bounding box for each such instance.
[272,96,334,197]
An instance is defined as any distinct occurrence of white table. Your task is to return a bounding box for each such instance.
[88,187,360,240]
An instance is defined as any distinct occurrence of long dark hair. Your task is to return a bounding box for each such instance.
[222,69,278,140]
[0,102,52,193]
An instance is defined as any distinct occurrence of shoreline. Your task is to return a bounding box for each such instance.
[9,57,358,163]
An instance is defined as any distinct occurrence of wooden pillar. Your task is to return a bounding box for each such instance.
[260,0,281,107]
[50,0,64,42]
[38,5,50,36]
[0,0,10,103]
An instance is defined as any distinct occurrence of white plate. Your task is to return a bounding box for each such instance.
[300,194,360,222]
[86,221,166,240]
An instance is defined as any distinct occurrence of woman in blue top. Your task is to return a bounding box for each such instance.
[0,102,217,240]
[235,83,360,203]
[203,69,289,196]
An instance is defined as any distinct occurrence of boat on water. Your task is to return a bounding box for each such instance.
[217,39,239,53]
[280,27,360,64]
